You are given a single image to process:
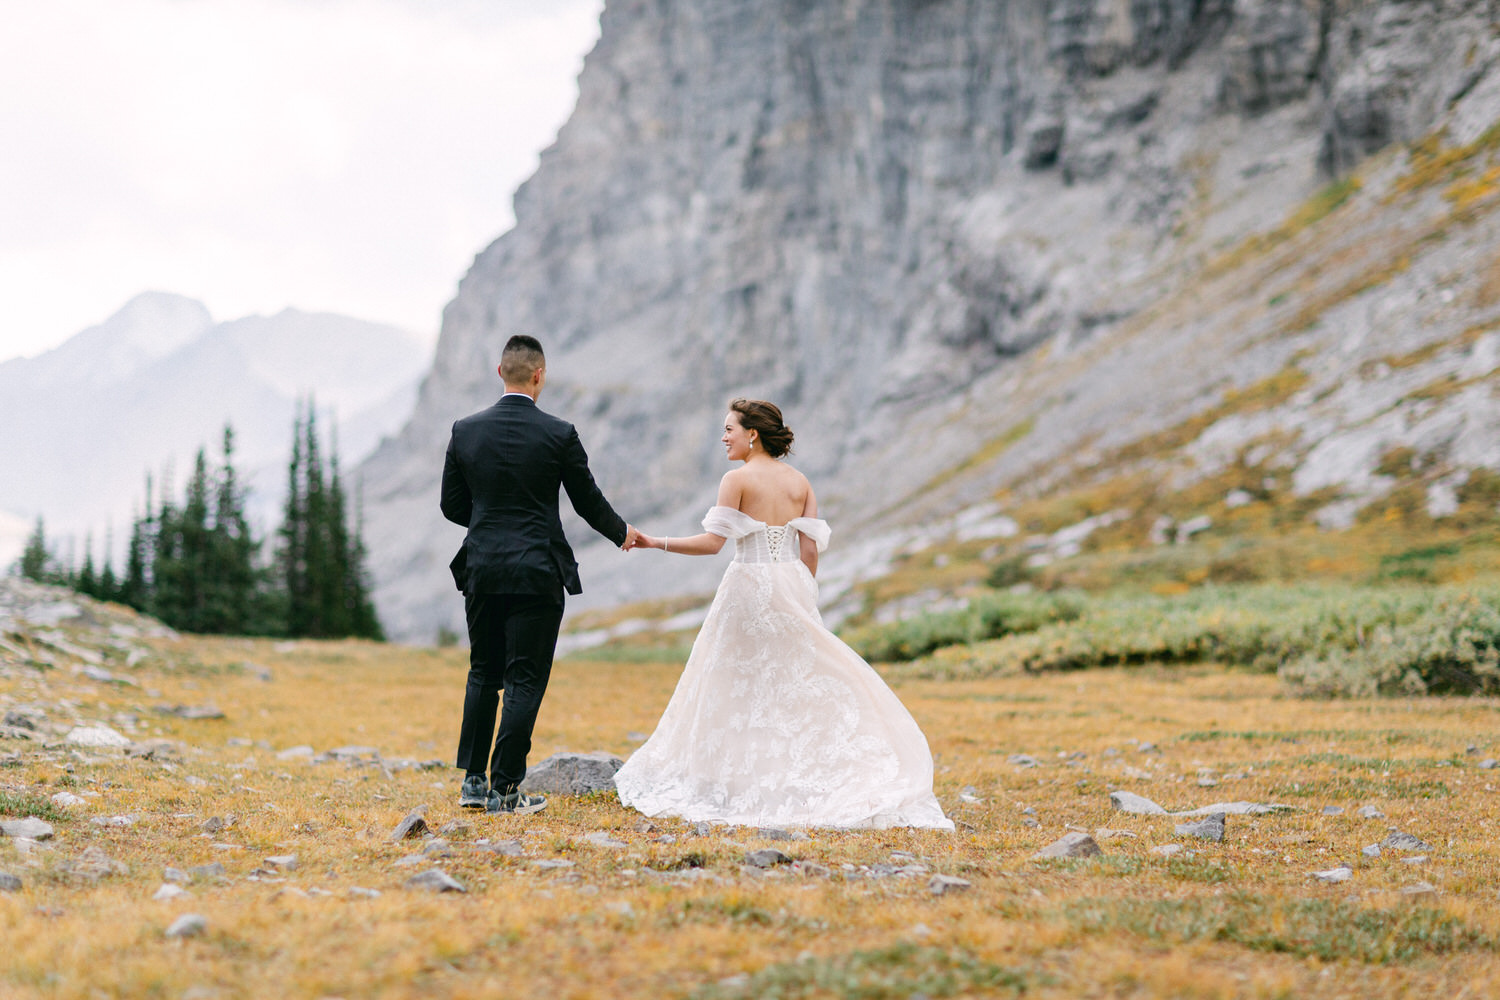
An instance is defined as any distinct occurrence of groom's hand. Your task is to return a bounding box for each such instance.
[622,524,640,551]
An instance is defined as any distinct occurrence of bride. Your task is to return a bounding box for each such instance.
[615,399,953,830]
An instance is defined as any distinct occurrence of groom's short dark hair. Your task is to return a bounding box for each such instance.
[501,335,545,384]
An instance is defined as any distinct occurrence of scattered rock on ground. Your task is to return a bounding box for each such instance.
[1382,831,1432,853]
[1361,844,1382,859]
[153,704,225,720]
[1402,881,1439,897]
[1150,844,1183,857]
[745,848,791,868]
[928,874,972,895]
[478,839,524,856]
[64,725,130,748]
[276,746,314,761]
[63,847,129,881]
[1479,759,1497,770]
[406,869,466,893]
[0,872,22,892]
[50,792,85,808]
[263,855,298,871]
[389,807,429,842]
[189,862,226,881]
[0,817,54,840]
[518,751,624,794]
[153,883,189,901]
[1356,806,1385,819]
[584,831,627,849]
[1034,832,1102,859]
[165,914,207,938]
[1008,754,1041,768]
[1109,791,1167,815]
[1175,814,1226,842]
[1321,805,1344,815]
[1311,864,1353,883]
[1174,802,1290,817]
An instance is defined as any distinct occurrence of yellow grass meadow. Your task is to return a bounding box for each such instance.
[4,627,1500,1000]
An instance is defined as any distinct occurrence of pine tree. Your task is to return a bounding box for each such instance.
[210,424,261,633]
[346,475,384,640]
[278,401,308,636]
[98,525,119,603]
[19,516,49,581]
[273,398,383,640]
[75,532,98,597]
[119,478,154,612]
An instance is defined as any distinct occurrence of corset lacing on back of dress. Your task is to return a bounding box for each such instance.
[735,524,799,564]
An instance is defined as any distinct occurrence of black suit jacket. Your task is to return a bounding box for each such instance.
[440,395,627,599]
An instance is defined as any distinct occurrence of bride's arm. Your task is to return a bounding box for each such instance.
[799,484,819,577]
[637,473,738,556]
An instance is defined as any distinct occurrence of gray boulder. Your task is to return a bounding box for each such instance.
[0,817,53,840]
[406,869,466,893]
[1174,814,1226,842]
[520,752,624,795]
[1109,791,1167,815]
[1034,832,1102,859]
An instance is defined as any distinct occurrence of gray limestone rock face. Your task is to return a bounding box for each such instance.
[520,751,625,795]
[359,0,1500,642]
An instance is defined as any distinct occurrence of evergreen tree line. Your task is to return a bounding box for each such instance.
[16,401,383,640]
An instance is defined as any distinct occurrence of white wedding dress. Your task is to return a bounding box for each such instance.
[614,506,954,830]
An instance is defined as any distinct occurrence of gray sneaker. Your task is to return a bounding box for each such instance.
[459,774,488,809]
[486,787,547,815]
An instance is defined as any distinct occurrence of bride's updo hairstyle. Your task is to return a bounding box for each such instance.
[729,398,794,458]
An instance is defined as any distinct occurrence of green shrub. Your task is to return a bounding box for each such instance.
[900,582,1500,697]
[843,590,1084,663]
[1279,592,1500,696]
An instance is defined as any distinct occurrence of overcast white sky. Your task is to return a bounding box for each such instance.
[0,0,604,362]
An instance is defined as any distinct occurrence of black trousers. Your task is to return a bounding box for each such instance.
[454,591,565,791]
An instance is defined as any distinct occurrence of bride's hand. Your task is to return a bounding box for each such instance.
[633,532,659,551]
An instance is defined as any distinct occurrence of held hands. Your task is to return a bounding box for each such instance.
[621,525,660,552]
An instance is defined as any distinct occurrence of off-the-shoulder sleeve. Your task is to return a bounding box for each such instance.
[787,516,831,553]
[702,505,764,539]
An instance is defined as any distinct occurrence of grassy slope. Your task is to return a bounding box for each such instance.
[3,630,1500,999]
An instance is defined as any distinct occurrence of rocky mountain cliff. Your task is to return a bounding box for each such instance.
[362,0,1500,643]
[0,293,429,568]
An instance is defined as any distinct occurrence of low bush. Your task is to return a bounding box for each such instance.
[843,589,1084,663]
[896,582,1500,697]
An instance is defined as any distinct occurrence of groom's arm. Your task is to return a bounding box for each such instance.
[560,426,628,547]
[440,428,472,527]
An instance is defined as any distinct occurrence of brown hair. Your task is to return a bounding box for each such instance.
[729,398,794,458]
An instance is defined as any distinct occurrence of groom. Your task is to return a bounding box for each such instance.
[440,334,637,814]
